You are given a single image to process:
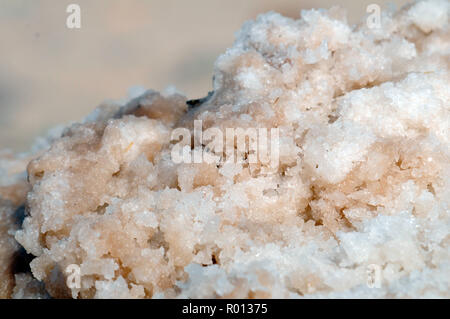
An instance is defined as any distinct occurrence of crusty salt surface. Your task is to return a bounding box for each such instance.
[0,199,20,298]
[1,0,449,298]
[0,150,29,298]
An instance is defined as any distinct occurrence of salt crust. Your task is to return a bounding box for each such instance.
[0,0,449,298]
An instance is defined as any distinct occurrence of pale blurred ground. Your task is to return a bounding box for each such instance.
[0,0,408,152]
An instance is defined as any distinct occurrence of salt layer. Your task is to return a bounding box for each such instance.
[0,0,449,298]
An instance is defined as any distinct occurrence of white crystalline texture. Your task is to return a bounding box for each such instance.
[0,0,449,298]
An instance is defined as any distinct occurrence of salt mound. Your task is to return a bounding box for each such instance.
[1,0,449,298]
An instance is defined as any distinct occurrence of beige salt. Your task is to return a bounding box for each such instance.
[0,0,449,298]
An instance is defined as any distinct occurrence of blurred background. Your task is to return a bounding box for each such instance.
[0,0,408,152]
